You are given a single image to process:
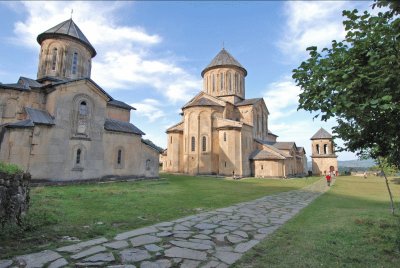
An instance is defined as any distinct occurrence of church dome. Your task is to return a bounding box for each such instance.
[201,48,247,77]
[37,19,96,57]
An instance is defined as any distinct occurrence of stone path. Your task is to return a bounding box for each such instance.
[1,178,331,268]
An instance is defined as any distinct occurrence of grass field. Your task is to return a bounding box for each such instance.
[234,175,400,268]
[0,173,317,259]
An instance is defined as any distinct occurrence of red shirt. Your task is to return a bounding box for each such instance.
[326,175,331,181]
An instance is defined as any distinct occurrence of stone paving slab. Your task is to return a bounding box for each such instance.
[2,178,332,267]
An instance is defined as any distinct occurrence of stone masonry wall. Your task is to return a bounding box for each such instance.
[0,172,30,226]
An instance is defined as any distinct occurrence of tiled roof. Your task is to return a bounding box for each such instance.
[3,119,35,128]
[236,98,263,107]
[201,48,247,76]
[37,19,96,57]
[25,107,55,125]
[104,118,145,135]
[141,139,164,153]
[311,128,332,140]
[108,100,135,110]
[267,130,278,137]
[266,141,296,150]
[249,149,286,160]
[18,77,43,88]
[182,97,224,109]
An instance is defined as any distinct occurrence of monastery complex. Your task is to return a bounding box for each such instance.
[163,49,319,178]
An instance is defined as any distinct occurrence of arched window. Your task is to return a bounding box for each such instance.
[51,48,57,71]
[324,144,328,154]
[117,149,122,165]
[316,144,320,154]
[224,132,227,142]
[261,165,264,170]
[170,136,173,144]
[146,159,151,170]
[76,149,81,164]
[79,101,88,115]
[212,74,215,92]
[202,136,207,152]
[87,59,91,77]
[191,137,195,152]
[72,52,78,75]
[220,73,224,91]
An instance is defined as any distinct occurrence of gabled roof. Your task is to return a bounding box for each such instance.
[3,119,35,128]
[37,19,96,57]
[25,107,55,125]
[166,121,184,133]
[267,130,278,137]
[311,128,332,140]
[236,98,263,107]
[201,48,247,77]
[254,139,292,158]
[266,141,297,151]
[104,118,145,135]
[108,100,135,110]
[249,149,286,160]
[141,139,164,153]
[0,76,44,91]
[182,97,224,109]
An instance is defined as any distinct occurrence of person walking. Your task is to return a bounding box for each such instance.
[326,174,331,186]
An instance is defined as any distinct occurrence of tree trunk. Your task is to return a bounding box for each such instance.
[379,159,395,215]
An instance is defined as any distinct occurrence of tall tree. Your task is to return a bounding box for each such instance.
[293,1,399,213]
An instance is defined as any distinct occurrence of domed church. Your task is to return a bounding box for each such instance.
[163,49,307,177]
[0,19,161,181]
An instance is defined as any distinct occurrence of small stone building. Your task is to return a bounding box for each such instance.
[0,19,161,181]
[163,48,307,178]
[311,128,338,175]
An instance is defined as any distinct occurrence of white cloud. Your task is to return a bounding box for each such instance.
[278,1,349,58]
[130,98,166,123]
[263,76,300,120]
[8,1,200,103]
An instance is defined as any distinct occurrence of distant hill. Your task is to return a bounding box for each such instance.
[307,159,376,172]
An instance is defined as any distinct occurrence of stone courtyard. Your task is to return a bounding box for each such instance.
[0,178,331,268]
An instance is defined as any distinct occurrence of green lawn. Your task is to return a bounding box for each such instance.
[234,176,400,268]
[0,173,317,259]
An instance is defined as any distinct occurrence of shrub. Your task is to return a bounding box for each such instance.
[0,162,23,175]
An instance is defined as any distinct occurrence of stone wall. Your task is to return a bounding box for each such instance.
[0,172,30,226]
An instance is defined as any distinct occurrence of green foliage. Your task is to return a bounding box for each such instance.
[369,158,399,175]
[292,1,400,168]
[0,162,22,174]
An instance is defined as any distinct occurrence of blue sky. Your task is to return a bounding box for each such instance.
[0,1,376,161]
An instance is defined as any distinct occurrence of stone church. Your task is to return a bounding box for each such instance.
[163,48,307,177]
[0,19,161,181]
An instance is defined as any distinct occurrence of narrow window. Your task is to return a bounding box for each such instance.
[191,137,195,152]
[72,52,78,75]
[170,136,172,144]
[235,73,238,92]
[76,149,81,164]
[220,73,224,91]
[146,159,151,170]
[227,72,232,92]
[202,136,206,152]
[224,161,227,167]
[324,144,328,154]
[51,48,57,71]
[117,149,122,165]
[79,101,88,115]
[87,59,91,77]
[224,132,226,142]
[261,165,264,170]
[316,144,320,154]
[212,74,215,92]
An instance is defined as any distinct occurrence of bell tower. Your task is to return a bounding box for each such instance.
[201,48,247,104]
[36,19,96,81]
[311,128,338,175]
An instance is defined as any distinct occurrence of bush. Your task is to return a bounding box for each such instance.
[0,162,23,175]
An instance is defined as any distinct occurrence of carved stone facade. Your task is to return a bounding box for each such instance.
[311,128,338,175]
[163,49,307,178]
[0,19,161,181]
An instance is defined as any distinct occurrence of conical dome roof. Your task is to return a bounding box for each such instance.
[201,48,247,77]
[37,19,96,57]
[311,128,333,140]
